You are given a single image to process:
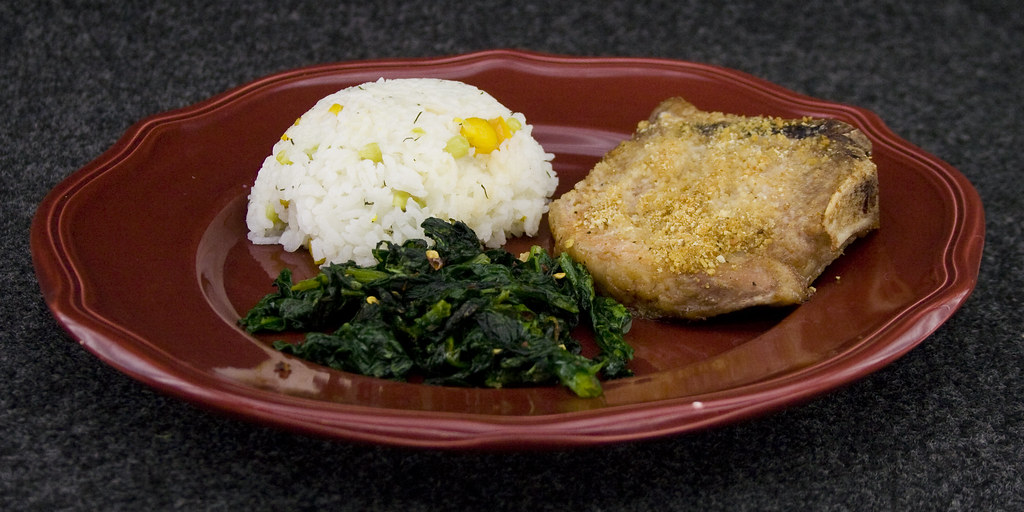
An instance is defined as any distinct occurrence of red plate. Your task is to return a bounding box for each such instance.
[31,50,984,449]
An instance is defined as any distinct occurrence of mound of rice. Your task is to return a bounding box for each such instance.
[245,78,557,266]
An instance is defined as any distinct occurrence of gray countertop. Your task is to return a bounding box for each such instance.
[3,1,1021,510]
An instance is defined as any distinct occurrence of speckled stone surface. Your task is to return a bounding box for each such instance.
[3,1,1021,510]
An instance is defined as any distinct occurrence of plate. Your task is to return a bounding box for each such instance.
[31,50,984,449]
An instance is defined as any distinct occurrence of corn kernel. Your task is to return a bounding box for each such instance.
[391,189,423,210]
[460,117,498,154]
[392,190,425,211]
[444,135,470,158]
[328,103,343,115]
[265,204,280,223]
[489,117,513,144]
[275,151,293,165]
[392,190,411,210]
[426,249,443,270]
[358,142,382,162]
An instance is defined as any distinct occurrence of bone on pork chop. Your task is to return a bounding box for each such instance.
[547,98,880,319]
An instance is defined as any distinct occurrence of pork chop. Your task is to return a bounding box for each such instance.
[547,98,879,319]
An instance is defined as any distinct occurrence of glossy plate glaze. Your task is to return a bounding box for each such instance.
[32,50,984,449]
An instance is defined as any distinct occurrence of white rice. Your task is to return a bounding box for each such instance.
[245,78,557,266]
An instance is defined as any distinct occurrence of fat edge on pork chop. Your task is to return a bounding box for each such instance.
[547,98,880,320]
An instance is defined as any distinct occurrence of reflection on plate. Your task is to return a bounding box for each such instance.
[31,50,984,449]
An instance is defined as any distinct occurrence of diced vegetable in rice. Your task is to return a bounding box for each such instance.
[245,78,557,266]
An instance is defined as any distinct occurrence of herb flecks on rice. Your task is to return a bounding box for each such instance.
[245,78,557,267]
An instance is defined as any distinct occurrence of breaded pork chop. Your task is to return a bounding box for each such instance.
[548,98,879,319]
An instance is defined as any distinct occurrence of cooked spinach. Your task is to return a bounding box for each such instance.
[239,217,633,397]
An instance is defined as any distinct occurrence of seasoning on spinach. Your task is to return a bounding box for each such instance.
[239,217,633,397]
